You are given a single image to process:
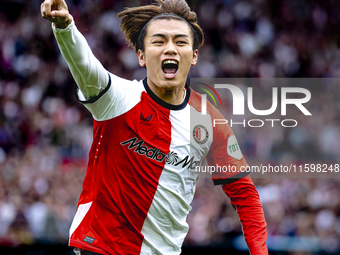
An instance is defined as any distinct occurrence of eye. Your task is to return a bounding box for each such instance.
[176,41,187,45]
[153,41,164,44]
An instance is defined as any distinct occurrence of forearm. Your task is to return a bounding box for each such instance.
[52,17,108,99]
[222,175,268,255]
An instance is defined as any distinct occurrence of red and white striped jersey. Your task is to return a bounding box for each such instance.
[53,19,249,255]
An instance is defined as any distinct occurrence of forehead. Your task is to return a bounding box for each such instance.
[146,19,192,39]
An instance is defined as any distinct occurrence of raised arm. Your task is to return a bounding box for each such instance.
[40,0,108,99]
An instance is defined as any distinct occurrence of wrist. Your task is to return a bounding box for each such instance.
[54,15,72,29]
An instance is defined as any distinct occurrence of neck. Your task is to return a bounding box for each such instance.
[147,77,186,105]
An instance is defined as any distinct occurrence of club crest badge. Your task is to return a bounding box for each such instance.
[193,125,209,145]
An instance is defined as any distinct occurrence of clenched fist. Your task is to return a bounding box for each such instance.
[41,0,71,29]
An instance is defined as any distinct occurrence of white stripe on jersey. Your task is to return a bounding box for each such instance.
[69,201,93,241]
[140,105,213,254]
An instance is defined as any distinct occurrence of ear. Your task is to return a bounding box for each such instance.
[138,49,146,67]
[191,49,198,66]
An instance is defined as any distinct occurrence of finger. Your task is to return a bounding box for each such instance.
[43,0,53,18]
[51,10,69,19]
[41,10,55,23]
[40,2,48,17]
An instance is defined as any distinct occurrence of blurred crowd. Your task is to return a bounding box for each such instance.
[0,0,340,253]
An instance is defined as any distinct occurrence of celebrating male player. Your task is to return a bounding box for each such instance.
[41,0,268,254]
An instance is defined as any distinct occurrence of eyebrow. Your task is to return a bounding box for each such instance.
[151,33,189,39]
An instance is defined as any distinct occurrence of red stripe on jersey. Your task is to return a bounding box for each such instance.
[70,91,172,254]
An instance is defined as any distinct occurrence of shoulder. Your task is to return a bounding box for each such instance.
[189,88,225,121]
[82,73,146,121]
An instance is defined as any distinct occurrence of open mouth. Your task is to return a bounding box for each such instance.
[162,60,178,78]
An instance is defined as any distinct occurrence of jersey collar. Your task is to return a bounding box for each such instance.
[142,78,190,111]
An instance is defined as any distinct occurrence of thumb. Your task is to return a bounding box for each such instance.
[51,10,68,18]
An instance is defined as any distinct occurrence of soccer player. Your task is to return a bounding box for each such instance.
[41,0,268,254]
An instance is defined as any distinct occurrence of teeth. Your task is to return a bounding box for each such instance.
[162,60,178,65]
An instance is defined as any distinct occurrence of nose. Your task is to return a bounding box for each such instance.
[164,41,177,55]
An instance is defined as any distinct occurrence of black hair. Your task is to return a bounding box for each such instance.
[137,13,200,52]
[118,0,204,52]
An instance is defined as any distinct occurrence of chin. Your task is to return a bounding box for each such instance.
[159,79,182,89]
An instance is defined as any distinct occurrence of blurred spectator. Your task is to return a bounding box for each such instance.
[0,0,340,252]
